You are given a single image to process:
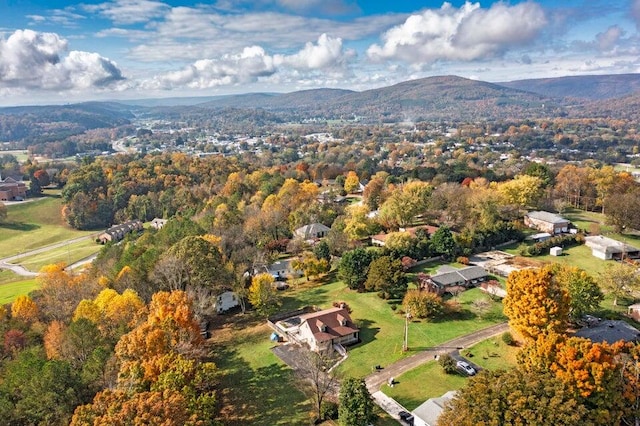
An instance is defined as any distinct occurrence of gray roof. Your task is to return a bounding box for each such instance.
[295,223,331,239]
[526,211,569,224]
[430,266,487,287]
[574,320,640,344]
[412,391,457,426]
[584,235,640,254]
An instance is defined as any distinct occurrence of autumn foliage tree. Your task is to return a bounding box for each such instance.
[503,267,570,341]
[248,273,279,316]
[402,290,443,319]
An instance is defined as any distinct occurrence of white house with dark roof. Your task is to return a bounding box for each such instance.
[422,265,488,294]
[294,223,331,240]
[524,211,570,234]
[294,307,360,352]
[584,235,640,260]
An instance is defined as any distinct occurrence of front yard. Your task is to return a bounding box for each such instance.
[279,281,506,378]
[382,335,520,411]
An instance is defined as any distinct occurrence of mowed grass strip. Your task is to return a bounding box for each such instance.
[0,194,95,257]
[16,239,101,272]
[0,278,39,305]
[280,281,506,378]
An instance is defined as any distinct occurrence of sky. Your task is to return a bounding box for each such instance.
[0,0,639,105]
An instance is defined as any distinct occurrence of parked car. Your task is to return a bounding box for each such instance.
[456,360,476,376]
[398,410,414,425]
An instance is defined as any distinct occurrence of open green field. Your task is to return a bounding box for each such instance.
[17,238,101,272]
[0,278,39,305]
[0,150,29,162]
[503,243,609,278]
[280,282,506,378]
[0,193,95,258]
[383,334,520,410]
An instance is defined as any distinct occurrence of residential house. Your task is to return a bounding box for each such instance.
[0,177,27,201]
[629,304,640,323]
[524,211,570,234]
[412,391,457,426]
[150,217,167,230]
[574,319,640,344]
[371,225,439,247]
[584,235,640,260]
[213,290,239,314]
[97,220,144,244]
[294,223,331,240]
[266,258,301,280]
[295,307,360,352]
[422,265,488,294]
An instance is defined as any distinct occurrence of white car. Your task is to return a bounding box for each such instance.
[456,360,476,376]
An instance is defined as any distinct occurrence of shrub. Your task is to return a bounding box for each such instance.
[439,354,457,374]
[457,256,469,265]
[502,332,515,346]
[320,401,338,420]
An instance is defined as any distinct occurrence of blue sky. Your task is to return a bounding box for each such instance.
[0,0,639,105]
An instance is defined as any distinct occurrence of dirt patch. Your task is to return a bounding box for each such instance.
[506,256,546,269]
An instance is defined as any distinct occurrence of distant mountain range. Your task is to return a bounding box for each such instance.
[3,73,640,145]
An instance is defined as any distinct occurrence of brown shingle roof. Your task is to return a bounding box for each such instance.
[300,307,359,343]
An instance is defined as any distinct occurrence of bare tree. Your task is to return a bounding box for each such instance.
[297,350,339,422]
[151,253,190,292]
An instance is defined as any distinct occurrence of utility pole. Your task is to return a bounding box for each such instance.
[403,311,411,352]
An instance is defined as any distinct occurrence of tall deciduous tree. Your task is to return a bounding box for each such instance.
[430,226,457,260]
[248,273,279,316]
[402,289,443,319]
[503,267,570,341]
[438,369,589,426]
[338,248,375,291]
[344,171,360,194]
[364,256,407,299]
[599,262,640,306]
[551,265,604,320]
[11,294,39,325]
[338,377,374,426]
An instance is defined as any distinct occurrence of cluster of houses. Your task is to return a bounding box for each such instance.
[97,220,144,244]
[0,176,27,201]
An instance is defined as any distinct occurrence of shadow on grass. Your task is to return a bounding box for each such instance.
[213,345,312,426]
[0,222,40,231]
[280,285,332,312]
[353,318,379,346]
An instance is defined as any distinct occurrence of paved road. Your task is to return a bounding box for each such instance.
[0,234,98,276]
[365,322,509,423]
[365,322,509,392]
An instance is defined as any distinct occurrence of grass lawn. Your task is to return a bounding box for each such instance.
[16,239,101,272]
[210,318,314,425]
[383,361,468,410]
[280,280,506,378]
[0,278,39,305]
[0,192,96,257]
[383,333,520,411]
[503,243,609,278]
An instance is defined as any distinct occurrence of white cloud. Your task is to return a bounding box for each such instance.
[84,0,170,25]
[275,33,352,70]
[367,1,546,64]
[146,34,351,90]
[0,29,124,91]
[596,25,623,52]
[128,7,404,62]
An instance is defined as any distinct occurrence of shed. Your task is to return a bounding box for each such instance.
[629,304,640,323]
[412,391,457,426]
[550,246,562,256]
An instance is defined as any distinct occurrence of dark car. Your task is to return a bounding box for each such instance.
[399,410,414,425]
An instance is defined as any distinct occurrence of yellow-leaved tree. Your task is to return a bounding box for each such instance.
[503,266,570,341]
